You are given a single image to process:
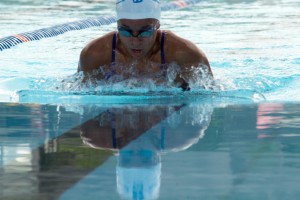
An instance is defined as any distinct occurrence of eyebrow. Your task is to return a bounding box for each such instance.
[118,24,153,29]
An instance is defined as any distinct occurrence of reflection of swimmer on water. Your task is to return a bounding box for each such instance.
[80,104,213,200]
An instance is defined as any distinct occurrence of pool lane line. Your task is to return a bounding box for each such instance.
[0,0,204,52]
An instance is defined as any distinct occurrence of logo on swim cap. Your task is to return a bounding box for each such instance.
[116,0,161,20]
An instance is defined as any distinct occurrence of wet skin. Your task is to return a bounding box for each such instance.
[78,18,213,90]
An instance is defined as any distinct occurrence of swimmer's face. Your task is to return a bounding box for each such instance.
[117,19,160,60]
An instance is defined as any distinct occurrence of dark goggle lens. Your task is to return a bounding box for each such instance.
[118,27,155,38]
[139,29,154,37]
[118,29,132,37]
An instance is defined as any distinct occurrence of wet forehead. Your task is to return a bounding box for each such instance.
[117,18,158,29]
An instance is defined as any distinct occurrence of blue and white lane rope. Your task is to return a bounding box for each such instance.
[0,0,202,51]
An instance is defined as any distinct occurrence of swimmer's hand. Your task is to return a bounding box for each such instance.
[180,81,190,91]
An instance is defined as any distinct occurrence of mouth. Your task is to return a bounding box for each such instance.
[131,49,143,57]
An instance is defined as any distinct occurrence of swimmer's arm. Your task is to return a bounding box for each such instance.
[78,33,115,81]
[175,43,213,90]
[78,46,100,73]
[180,42,213,76]
[77,46,106,81]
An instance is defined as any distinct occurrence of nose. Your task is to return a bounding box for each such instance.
[131,30,140,37]
[130,33,143,44]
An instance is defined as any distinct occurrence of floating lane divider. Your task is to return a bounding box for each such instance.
[0,0,203,51]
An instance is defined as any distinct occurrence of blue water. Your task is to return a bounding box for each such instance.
[0,0,299,102]
[1,0,300,200]
[1,102,300,199]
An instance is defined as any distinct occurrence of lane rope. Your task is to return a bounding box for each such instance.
[0,0,203,51]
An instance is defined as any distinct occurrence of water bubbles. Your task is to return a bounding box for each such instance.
[17,61,275,103]
[57,62,183,94]
[183,64,217,90]
[166,62,180,82]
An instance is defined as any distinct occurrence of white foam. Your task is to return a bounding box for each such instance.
[0,77,31,102]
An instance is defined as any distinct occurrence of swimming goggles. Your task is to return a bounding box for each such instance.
[118,26,156,38]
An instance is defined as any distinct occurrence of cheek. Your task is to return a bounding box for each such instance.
[143,37,156,48]
[141,40,150,48]
[120,37,130,46]
[120,36,154,50]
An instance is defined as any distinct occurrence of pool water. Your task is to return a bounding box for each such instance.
[1,102,300,199]
[0,0,299,102]
[0,0,300,199]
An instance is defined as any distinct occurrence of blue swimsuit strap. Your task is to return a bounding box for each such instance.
[107,110,117,148]
[160,126,165,150]
[111,31,117,63]
[112,127,117,148]
[160,31,165,65]
[104,32,117,80]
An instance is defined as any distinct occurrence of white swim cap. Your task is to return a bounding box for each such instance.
[116,164,161,200]
[116,0,161,20]
[116,148,161,199]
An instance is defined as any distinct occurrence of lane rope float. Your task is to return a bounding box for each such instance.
[0,0,203,51]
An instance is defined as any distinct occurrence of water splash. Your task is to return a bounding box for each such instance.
[4,61,298,104]
[54,63,218,93]
[12,62,267,104]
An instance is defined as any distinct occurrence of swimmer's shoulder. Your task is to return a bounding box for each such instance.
[163,30,210,68]
[84,31,116,53]
[163,30,201,54]
[78,32,115,72]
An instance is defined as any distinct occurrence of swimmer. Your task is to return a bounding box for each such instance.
[78,0,213,90]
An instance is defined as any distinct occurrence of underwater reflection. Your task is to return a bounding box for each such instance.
[80,104,213,200]
[2,102,299,199]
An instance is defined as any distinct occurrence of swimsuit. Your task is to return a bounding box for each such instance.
[111,125,165,150]
[104,31,166,80]
[97,109,166,150]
